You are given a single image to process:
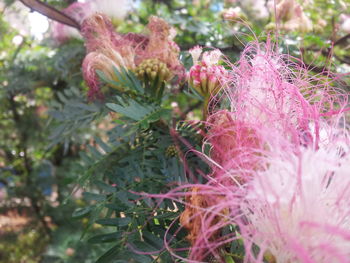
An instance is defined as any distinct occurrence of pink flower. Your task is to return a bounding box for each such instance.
[241,135,350,263]
[203,40,349,261]
[155,39,350,262]
[188,48,227,98]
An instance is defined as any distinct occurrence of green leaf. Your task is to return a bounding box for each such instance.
[79,151,93,165]
[72,207,91,218]
[87,144,103,159]
[96,244,121,263]
[96,70,121,88]
[142,231,164,250]
[225,255,235,263]
[75,102,99,112]
[96,217,132,227]
[115,191,133,207]
[83,192,106,202]
[94,180,116,193]
[95,136,112,153]
[106,101,154,121]
[129,240,158,254]
[114,67,143,93]
[88,231,122,243]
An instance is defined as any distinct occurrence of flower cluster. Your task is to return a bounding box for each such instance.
[135,59,171,83]
[81,14,183,99]
[188,46,227,99]
[175,39,350,262]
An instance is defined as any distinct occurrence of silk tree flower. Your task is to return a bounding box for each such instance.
[51,0,132,44]
[166,39,350,262]
[81,14,183,99]
[223,39,349,151]
[240,132,350,263]
[81,14,137,99]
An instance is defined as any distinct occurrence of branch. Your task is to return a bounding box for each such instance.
[334,33,350,46]
[19,0,80,29]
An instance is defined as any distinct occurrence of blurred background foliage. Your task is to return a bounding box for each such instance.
[0,0,349,262]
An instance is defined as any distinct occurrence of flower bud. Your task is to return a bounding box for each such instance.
[137,16,184,80]
[189,63,227,98]
[165,145,178,158]
[135,58,171,82]
[188,47,227,99]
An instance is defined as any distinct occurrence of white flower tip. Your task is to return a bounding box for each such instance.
[202,49,222,66]
[189,45,203,64]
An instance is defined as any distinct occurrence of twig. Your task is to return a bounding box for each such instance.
[19,0,80,29]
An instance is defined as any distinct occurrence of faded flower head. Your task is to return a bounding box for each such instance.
[82,49,126,99]
[81,14,137,99]
[179,186,228,261]
[206,110,263,177]
[81,14,183,100]
[271,0,312,32]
